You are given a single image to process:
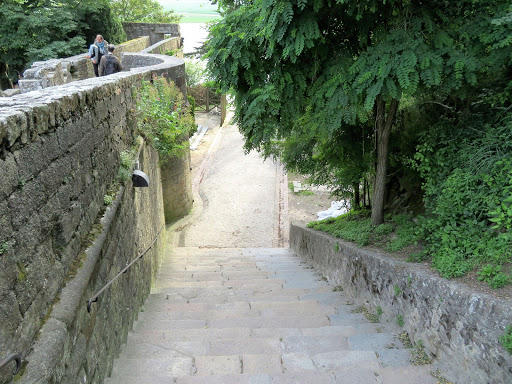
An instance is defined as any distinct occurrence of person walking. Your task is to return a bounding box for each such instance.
[87,35,108,77]
[99,45,122,76]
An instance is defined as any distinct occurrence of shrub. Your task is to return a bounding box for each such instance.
[135,76,195,164]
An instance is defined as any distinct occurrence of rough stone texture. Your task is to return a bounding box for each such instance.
[290,222,512,384]
[143,37,183,58]
[19,60,73,93]
[0,53,191,384]
[16,37,150,95]
[115,37,151,59]
[123,22,180,46]
[161,152,193,223]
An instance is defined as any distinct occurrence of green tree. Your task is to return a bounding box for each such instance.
[0,0,122,88]
[111,0,182,23]
[206,0,511,225]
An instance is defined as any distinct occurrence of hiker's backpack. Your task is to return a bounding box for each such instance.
[104,55,117,75]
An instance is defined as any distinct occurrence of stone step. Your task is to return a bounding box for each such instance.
[136,304,336,321]
[154,278,286,289]
[124,325,377,345]
[155,272,274,281]
[134,315,331,331]
[149,287,316,298]
[106,247,439,384]
[105,366,438,384]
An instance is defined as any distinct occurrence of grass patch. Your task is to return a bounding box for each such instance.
[308,209,421,250]
[500,325,512,354]
[398,332,413,348]
[397,314,404,327]
[351,305,382,323]
[411,340,432,365]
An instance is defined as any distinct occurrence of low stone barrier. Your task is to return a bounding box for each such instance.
[290,222,512,384]
[142,36,183,58]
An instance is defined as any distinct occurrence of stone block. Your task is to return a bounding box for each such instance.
[195,355,242,376]
[242,354,282,374]
[0,152,19,200]
[3,89,21,97]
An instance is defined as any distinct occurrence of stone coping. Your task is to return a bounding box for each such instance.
[0,53,185,151]
[289,222,512,384]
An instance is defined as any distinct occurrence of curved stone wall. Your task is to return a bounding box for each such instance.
[290,222,512,384]
[0,53,191,383]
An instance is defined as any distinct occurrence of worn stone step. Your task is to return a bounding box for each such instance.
[134,315,330,331]
[154,279,285,289]
[142,299,343,314]
[136,305,336,321]
[156,272,274,281]
[175,372,335,384]
[110,357,195,378]
[150,287,313,298]
[124,325,371,346]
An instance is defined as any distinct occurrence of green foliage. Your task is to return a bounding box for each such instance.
[309,211,420,251]
[394,285,402,296]
[104,194,114,205]
[185,59,207,87]
[0,0,125,87]
[134,76,195,164]
[117,148,137,182]
[110,0,182,23]
[206,0,512,228]
[500,325,512,354]
[397,315,404,327]
[413,98,512,286]
[0,241,9,255]
[187,95,196,118]
[411,340,432,365]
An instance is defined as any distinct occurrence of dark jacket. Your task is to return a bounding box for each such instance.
[98,53,122,76]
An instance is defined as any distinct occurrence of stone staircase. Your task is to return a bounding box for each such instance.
[105,247,436,384]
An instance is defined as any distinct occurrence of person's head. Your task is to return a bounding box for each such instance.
[96,35,104,43]
[107,44,115,53]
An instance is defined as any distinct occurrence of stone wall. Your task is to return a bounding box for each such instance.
[289,222,512,384]
[114,36,151,59]
[17,37,150,94]
[0,53,190,383]
[142,36,183,58]
[161,153,193,223]
[123,22,180,46]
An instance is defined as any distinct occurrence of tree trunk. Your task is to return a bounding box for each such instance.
[0,62,13,90]
[353,183,360,209]
[371,96,399,226]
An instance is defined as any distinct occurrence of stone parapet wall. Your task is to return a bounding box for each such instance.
[290,222,512,384]
[0,53,189,383]
[142,36,183,58]
[16,37,151,94]
[123,22,180,46]
[115,36,151,59]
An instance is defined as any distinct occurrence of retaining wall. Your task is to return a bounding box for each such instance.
[0,53,190,383]
[290,222,512,384]
[123,22,180,46]
[142,37,183,58]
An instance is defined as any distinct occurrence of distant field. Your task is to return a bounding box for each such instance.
[180,13,221,23]
[159,0,220,22]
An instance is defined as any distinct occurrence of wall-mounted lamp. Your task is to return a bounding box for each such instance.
[132,161,149,188]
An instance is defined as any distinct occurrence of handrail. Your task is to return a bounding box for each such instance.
[0,353,21,375]
[87,223,165,313]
